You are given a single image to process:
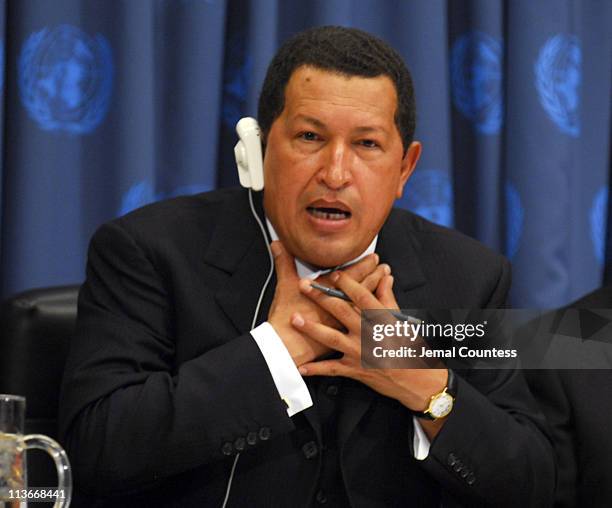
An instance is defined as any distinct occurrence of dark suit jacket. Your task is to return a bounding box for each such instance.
[526,287,612,507]
[59,188,554,507]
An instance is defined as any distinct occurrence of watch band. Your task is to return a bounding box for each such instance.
[445,368,457,396]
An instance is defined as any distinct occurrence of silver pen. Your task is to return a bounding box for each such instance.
[309,282,420,323]
[310,281,351,301]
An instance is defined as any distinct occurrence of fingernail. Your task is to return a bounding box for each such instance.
[300,279,312,292]
[383,264,391,275]
[330,272,340,282]
[299,366,308,375]
[389,275,394,287]
[292,313,305,327]
[373,253,379,264]
[270,242,281,257]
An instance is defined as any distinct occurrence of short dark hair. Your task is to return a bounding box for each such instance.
[257,26,416,152]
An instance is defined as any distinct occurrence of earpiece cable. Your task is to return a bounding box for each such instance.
[221,188,275,508]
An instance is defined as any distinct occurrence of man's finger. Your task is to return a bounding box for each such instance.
[361,264,391,293]
[298,279,361,330]
[376,274,399,308]
[291,312,358,356]
[298,359,354,378]
[271,241,297,281]
[333,271,387,311]
[340,253,379,282]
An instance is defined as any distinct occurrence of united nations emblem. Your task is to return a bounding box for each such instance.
[590,186,607,265]
[18,24,114,134]
[505,183,524,260]
[403,169,453,227]
[451,31,504,135]
[534,34,581,137]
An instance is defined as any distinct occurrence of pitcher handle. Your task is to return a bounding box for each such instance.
[22,434,72,508]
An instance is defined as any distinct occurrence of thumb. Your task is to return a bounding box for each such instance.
[270,241,297,280]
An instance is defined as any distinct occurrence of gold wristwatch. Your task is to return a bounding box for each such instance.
[415,369,456,421]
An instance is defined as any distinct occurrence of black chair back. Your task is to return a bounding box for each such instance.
[0,285,80,489]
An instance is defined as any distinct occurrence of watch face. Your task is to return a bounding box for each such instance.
[430,393,454,418]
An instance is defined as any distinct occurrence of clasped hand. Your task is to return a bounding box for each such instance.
[268,241,448,418]
[268,241,390,366]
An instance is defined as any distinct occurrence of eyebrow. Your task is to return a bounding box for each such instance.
[353,125,389,135]
[293,115,389,135]
[294,115,326,129]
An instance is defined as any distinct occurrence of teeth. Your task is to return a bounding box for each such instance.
[309,208,349,221]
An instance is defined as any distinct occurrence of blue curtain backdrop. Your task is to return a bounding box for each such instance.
[0,0,610,308]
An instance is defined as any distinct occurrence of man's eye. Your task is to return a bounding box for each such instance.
[359,139,380,149]
[300,131,319,141]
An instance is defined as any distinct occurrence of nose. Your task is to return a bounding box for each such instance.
[316,141,352,190]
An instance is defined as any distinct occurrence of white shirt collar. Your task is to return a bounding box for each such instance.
[265,218,378,280]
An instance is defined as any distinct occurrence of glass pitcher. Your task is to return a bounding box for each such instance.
[0,394,71,507]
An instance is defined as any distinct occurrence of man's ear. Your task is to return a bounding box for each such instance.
[396,141,422,198]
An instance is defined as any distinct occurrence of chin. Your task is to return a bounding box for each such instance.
[299,246,361,269]
[305,256,345,269]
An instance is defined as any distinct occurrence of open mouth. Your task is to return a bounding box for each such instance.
[307,206,352,221]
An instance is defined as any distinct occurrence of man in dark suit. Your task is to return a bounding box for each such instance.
[526,287,612,507]
[59,26,554,506]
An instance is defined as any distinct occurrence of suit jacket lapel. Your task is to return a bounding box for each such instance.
[338,208,427,447]
[203,189,323,440]
[203,190,273,334]
[376,208,427,297]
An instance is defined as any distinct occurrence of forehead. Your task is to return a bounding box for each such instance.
[281,66,398,124]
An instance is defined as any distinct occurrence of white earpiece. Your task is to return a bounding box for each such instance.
[234,117,264,191]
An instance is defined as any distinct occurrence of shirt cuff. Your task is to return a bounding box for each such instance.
[251,322,313,417]
[412,417,431,460]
